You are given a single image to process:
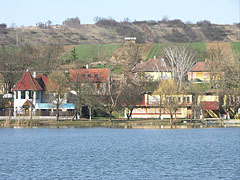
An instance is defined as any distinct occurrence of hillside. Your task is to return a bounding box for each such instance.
[0,21,239,46]
[59,41,240,75]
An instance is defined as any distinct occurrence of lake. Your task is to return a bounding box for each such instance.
[0,128,239,180]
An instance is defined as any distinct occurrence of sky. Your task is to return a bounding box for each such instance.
[0,0,239,27]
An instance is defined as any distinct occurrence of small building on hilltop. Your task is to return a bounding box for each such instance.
[124,37,136,44]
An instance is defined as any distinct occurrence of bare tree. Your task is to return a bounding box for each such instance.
[221,60,240,119]
[164,45,197,90]
[69,74,84,120]
[63,17,81,28]
[0,44,40,93]
[156,80,178,128]
[120,77,143,120]
[48,72,69,121]
[98,79,123,121]
[205,47,226,89]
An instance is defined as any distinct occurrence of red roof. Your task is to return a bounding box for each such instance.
[200,101,219,111]
[12,71,43,91]
[132,59,171,72]
[190,62,207,72]
[70,68,110,83]
[35,74,58,91]
[190,61,218,72]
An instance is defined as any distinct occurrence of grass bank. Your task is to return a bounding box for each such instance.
[1,119,238,129]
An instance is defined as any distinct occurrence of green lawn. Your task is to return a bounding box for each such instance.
[63,44,121,64]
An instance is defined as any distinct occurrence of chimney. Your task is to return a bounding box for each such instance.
[33,71,36,78]
[154,56,156,60]
[86,64,89,69]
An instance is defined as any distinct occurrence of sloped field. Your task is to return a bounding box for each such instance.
[63,42,239,67]
[206,42,234,62]
[230,42,240,61]
[63,44,121,64]
[145,42,206,61]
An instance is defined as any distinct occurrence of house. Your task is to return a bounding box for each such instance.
[132,58,172,81]
[70,68,110,95]
[13,70,43,116]
[124,37,136,44]
[129,93,192,119]
[13,70,75,117]
[188,61,223,83]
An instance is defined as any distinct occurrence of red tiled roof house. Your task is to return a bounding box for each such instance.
[132,59,172,81]
[70,68,110,95]
[13,70,74,116]
[188,61,223,83]
[13,70,43,116]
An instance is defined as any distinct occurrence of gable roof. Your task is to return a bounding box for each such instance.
[35,74,58,91]
[12,71,43,91]
[190,62,208,72]
[132,59,171,72]
[70,68,110,83]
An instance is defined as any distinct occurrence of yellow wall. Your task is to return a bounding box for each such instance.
[197,95,219,104]
[146,72,172,81]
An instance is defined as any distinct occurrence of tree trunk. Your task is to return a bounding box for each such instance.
[89,106,92,121]
[56,104,60,122]
[170,113,173,129]
[30,107,33,128]
[79,106,82,120]
[109,110,112,121]
[127,108,133,121]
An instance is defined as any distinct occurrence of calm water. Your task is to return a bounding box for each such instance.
[0,128,239,180]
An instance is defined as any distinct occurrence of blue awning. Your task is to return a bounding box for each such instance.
[36,103,75,109]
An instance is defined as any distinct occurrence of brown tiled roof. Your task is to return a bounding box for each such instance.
[190,61,218,72]
[200,101,219,111]
[12,71,43,91]
[70,68,110,83]
[35,74,59,91]
[132,59,171,72]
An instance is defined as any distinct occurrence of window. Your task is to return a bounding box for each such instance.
[178,97,181,103]
[187,97,190,103]
[94,74,98,78]
[88,74,91,78]
[29,91,33,99]
[183,97,186,103]
[36,91,39,99]
[97,83,101,89]
[16,91,18,99]
[21,91,26,99]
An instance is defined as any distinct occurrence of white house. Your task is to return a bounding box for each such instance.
[13,70,75,117]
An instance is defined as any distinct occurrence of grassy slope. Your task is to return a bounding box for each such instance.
[230,42,240,61]
[63,44,121,64]
[145,42,206,61]
[63,42,239,68]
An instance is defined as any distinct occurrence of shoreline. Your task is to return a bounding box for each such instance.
[1,119,240,129]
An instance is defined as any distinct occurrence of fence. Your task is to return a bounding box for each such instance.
[0,108,74,117]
